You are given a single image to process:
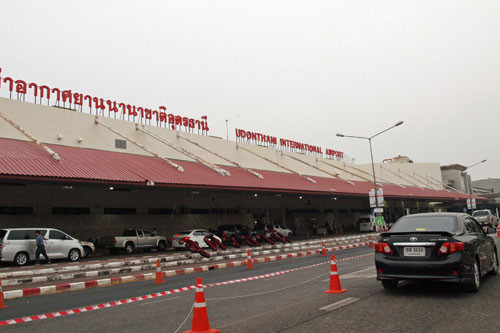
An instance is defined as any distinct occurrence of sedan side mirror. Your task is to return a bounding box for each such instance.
[486,226,498,234]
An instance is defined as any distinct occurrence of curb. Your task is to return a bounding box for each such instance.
[0,235,375,284]
[3,241,371,300]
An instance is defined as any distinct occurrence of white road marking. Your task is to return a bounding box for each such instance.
[319,297,360,311]
[322,267,376,281]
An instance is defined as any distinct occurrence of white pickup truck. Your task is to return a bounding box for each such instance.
[100,229,168,254]
[472,210,500,227]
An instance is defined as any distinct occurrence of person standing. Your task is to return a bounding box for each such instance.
[32,230,51,265]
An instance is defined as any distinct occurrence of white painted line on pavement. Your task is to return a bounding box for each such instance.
[322,267,375,281]
[319,297,360,311]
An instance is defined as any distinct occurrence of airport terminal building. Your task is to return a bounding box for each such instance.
[0,70,480,241]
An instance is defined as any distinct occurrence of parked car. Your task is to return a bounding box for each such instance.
[252,224,293,238]
[472,209,499,227]
[81,241,95,258]
[0,228,84,266]
[216,224,251,242]
[172,229,222,249]
[99,229,168,254]
[357,215,374,232]
[375,213,498,291]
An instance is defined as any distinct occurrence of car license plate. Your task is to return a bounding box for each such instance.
[404,247,425,257]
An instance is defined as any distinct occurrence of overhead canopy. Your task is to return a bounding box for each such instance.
[0,138,485,201]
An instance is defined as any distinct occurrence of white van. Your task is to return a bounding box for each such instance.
[357,215,374,232]
[0,228,84,266]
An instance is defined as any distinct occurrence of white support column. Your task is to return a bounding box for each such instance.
[0,110,60,161]
[94,117,184,172]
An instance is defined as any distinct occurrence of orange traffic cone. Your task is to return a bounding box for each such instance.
[368,236,373,248]
[324,255,348,294]
[154,259,164,284]
[0,277,7,309]
[247,249,255,269]
[185,277,220,333]
[321,241,327,257]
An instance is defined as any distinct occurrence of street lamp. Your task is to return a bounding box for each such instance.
[464,159,487,213]
[336,121,404,215]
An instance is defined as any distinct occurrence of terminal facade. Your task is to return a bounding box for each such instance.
[0,73,480,241]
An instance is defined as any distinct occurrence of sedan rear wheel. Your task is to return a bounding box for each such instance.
[490,251,498,275]
[381,279,398,290]
[466,260,481,292]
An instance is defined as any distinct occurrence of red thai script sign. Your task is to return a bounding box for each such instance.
[0,68,209,134]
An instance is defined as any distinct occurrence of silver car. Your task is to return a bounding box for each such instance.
[0,228,84,266]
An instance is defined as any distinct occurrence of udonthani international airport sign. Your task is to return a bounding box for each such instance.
[235,128,344,160]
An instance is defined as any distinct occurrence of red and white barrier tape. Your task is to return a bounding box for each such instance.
[3,241,370,300]
[0,253,374,326]
[0,234,376,280]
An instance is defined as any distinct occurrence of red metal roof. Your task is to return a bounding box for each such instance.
[0,138,484,201]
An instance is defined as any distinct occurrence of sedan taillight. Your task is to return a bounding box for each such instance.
[375,242,393,254]
[438,242,465,254]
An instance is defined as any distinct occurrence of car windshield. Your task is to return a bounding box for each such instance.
[179,231,191,235]
[390,216,457,233]
[472,211,489,217]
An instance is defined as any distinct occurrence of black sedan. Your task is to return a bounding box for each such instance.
[375,213,498,291]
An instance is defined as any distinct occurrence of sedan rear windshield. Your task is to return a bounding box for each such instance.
[391,216,457,233]
[472,211,489,217]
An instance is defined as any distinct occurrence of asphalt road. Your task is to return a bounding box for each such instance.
[1,244,500,332]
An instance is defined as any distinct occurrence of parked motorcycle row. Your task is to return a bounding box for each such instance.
[179,229,293,258]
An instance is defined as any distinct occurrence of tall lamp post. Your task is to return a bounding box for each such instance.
[336,121,404,225]
[464,159,486,213]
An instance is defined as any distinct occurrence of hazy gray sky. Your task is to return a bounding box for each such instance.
[1,0,499,180]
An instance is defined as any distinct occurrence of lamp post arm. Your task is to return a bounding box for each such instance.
[370,124,399,140]
[338,134,370,140]
[465,159,486,170]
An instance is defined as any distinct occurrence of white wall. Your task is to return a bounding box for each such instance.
[0,97,443,187]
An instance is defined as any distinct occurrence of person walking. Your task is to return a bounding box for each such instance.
[32,230,51,265]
